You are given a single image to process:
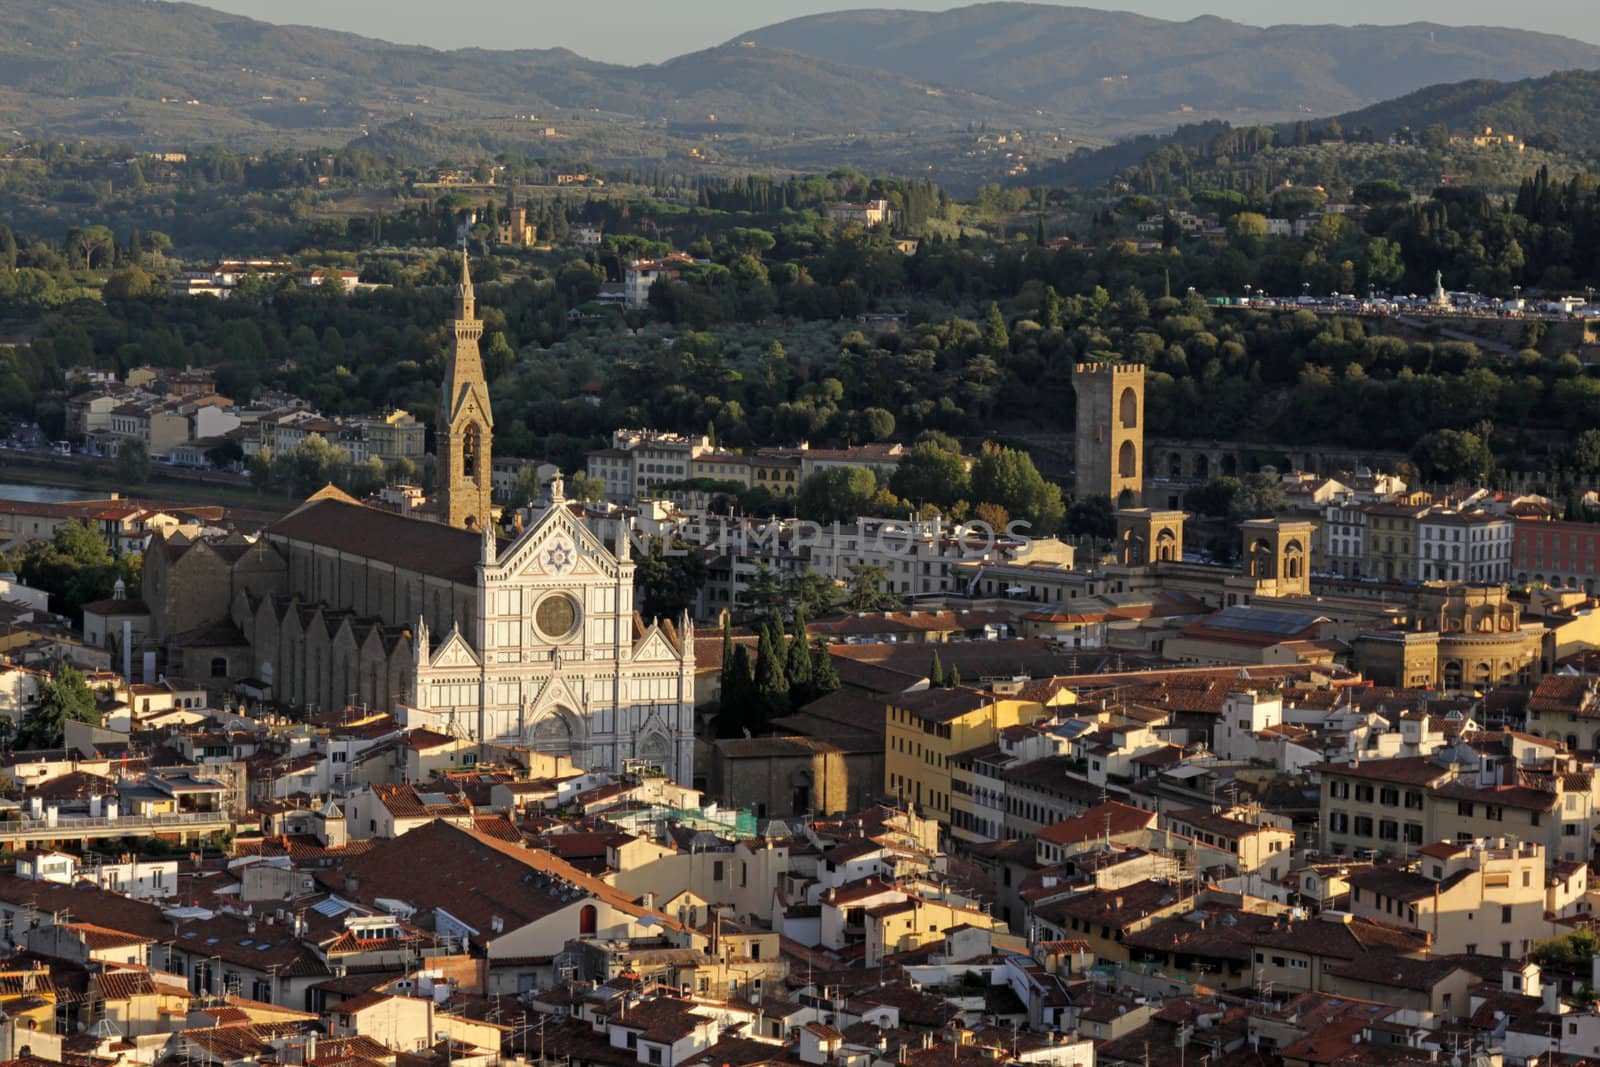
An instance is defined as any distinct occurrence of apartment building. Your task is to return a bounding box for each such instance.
[949,720,1073,844]
[1364,501,1430,583]
[1346,838,1551,957]
[1321,499,1367,577]
[797,442,906,483]
[884,688,1050,830]
[690,448,752,487]
[1418,508,1513,584]
[1160,806,1295,882]
[89,394,240,460]
[691,513,1071,618]
[585,429,712,502]
[829,200,896,228]
[1515,517,1600,591]
[748,450,802,498]
[623,254,694,307]
[1314,738,1599,862]
[804,516,1062,597]
[356,410,427,464]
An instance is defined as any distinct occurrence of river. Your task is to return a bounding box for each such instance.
[0,482,100,504]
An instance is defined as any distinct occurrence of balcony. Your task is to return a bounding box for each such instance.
[0,809,232,845]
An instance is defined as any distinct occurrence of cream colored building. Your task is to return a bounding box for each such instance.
[1161,806,1295,882]
[1314,737,1598,863]
[1347,838,1555,957]
[862,895,1006,965]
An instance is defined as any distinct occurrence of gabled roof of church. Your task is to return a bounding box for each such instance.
[489,481,616,575]
[268,499,486,583]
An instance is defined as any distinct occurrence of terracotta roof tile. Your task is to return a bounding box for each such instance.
[1036,802,1155,847]
[269,500,484,583]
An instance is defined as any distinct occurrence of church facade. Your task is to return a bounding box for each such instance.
[408,477,695,778]
[145,256,695,779]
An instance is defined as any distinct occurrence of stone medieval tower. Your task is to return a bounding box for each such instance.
[437,253,494,531]
[1072,362,1144,506]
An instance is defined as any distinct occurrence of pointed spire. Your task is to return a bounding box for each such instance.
[456,244,475,320]
[414,614,430,662]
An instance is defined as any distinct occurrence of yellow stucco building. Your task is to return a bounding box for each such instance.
[884,688,1053,829]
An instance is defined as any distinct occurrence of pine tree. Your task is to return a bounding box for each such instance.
[929,649,945,688]
[18,664,98,749]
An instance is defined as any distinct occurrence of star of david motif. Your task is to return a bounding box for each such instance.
[543,542,575,575]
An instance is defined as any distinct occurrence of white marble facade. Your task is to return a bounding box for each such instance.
[408,478,695,780]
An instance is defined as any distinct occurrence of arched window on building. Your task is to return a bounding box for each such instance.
[462,424,481,478]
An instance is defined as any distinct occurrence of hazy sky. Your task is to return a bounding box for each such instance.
[189,0,1600,64]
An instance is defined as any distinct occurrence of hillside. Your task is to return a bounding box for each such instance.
[6,0,1598,185]
[1330,69,1600,155]
[737,3,1600,130]
[1032,66,1600,193]
[0,0,1028,150]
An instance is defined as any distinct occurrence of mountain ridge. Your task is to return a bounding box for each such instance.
[734,3,1600,126]
[4,0,1600,176]
[0,0,1027,144]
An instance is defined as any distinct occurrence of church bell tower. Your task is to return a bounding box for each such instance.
[438,251,494,531]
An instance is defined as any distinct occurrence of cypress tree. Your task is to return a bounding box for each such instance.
[770,615,786,652]
[720,613,734,676]
[1042,286,1063,331]
[719,646,757,737]
[948,666,961,689]
[810,639,840,695]
[929,649,945,688]
[755,622,790,721]
[787,608,814,699]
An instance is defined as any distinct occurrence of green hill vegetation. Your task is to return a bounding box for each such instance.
[739,4,1600,131]
[1332,69,1600,159]
[1035,66,1600,198]
[0,0,1030,150]
[4,0,1598,178]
